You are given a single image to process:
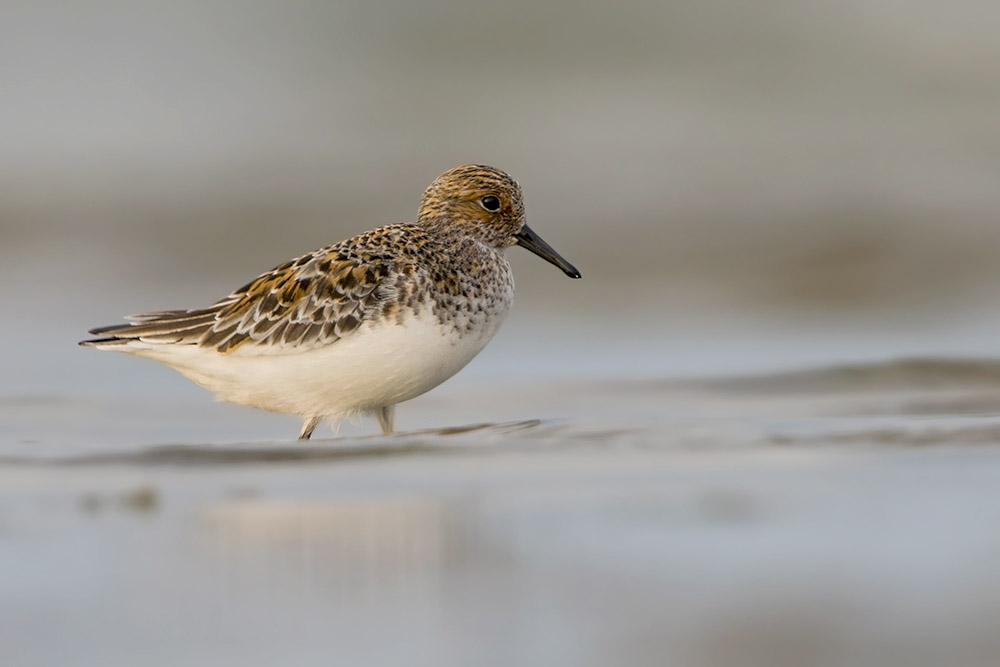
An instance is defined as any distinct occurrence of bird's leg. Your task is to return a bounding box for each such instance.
[376,405,395,435]
[299,416,320,441]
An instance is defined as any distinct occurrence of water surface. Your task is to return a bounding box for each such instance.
[4,359,1000,666]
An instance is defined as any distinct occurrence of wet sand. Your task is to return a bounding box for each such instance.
[4,359,1000,666]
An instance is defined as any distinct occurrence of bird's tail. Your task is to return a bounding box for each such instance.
[79,308,218,348]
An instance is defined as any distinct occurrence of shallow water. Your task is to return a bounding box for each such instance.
[4,359,1000,667]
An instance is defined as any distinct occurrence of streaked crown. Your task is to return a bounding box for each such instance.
[418,164,525,247]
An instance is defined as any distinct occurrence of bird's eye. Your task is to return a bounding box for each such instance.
[480,195,501,212]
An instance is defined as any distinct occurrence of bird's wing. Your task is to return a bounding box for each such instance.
[83,240,411,354]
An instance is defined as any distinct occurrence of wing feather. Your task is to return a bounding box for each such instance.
[192,251,394,353]
[81,224,427,352]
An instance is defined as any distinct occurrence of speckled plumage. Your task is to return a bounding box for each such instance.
[81,164,580,439]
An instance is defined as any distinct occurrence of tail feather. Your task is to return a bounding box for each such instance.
[78,337,133,347]
[125,307,217,322]
[89,316,215,338]
[80,309,218,348]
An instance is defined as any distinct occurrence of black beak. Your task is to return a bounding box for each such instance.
[514,225,581,278]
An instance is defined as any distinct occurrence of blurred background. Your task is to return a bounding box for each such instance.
[4,0,1000,399]
[3,1,1000,666]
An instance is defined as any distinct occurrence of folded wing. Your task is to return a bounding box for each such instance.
[81,246,398,354]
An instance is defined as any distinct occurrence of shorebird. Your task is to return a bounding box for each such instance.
[81,164,581,439]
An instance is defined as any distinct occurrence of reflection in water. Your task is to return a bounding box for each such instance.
[194,496,503,600]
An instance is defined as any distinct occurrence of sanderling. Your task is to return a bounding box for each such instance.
[81,164,580,439]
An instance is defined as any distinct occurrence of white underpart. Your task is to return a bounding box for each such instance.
[115,306,509,423]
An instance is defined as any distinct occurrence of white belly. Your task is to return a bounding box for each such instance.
[128,307,508,419]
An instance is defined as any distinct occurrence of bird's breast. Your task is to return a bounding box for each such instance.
[428,252,515,338]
